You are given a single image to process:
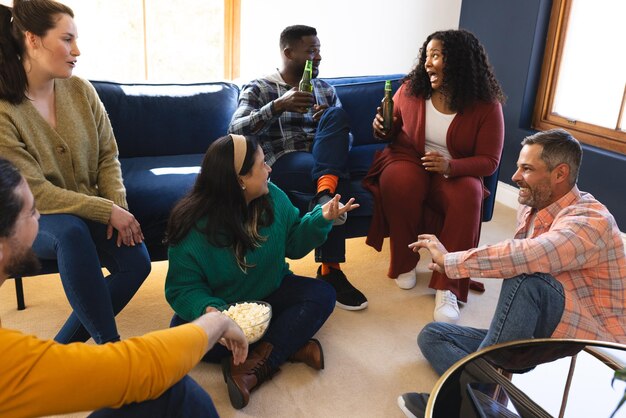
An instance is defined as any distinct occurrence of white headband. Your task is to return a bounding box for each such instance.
[231,134,247,174]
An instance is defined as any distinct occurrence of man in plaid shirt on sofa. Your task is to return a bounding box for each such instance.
[228,25,367,311]
[398,128,626,418]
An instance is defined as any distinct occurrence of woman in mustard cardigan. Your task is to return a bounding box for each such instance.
[0,0,150,344]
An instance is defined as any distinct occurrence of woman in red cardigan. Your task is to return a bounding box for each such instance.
[364,29,505,323]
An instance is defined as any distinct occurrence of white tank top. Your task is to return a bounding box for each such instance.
[425,99,456,159]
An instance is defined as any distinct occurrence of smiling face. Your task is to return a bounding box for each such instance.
[28,13,80,80]
[425,39,445,90]
[289,35,322,79]
[512,144,560,210]
[241,147,272,204]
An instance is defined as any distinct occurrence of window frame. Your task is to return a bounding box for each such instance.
[532,0,626,155]
[224,0,241,80]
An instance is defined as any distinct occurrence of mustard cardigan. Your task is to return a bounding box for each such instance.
[0,76,127,224]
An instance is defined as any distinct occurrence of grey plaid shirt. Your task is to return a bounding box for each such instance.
[228,70,341,166]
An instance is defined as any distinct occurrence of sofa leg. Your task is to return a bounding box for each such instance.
[14,277,26,311]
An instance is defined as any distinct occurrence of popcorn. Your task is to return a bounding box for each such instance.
[222,301,271,342]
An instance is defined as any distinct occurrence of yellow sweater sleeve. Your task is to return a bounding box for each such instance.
[0,324,208,417]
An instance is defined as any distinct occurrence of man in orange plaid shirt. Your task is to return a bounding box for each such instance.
[397,128,626,418]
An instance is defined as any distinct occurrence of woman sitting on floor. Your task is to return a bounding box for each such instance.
[164,134,356,409]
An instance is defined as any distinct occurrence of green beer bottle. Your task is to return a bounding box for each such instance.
[299,60,313,93]
[382,80,394,133]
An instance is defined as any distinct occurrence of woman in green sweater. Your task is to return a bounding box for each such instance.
[0,0,150,344]
[165,134,357,409]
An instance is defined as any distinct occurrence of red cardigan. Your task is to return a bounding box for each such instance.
[363,83,505,250]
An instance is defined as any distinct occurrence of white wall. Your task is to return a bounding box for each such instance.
[239,0,462,82]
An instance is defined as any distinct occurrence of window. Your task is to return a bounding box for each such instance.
[65,0,240,82]
[533,0,626,154]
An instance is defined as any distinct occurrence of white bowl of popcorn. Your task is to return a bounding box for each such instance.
[220,301,272,343]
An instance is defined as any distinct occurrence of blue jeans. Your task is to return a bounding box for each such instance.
[88,375,218,418]
[418,273,565,375]
[271,107,351,263]
[310,106,351,180]
[33,214,151,344]
[171,274,336,369]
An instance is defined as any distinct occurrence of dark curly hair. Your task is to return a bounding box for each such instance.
[403,29,505,112]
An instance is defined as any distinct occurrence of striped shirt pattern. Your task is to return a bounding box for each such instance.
[228,71,341,166]
[445,186,626,343]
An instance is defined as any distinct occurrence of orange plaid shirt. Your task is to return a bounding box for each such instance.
[445,186,626,343]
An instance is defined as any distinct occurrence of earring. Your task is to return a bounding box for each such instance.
[241,185,246,190]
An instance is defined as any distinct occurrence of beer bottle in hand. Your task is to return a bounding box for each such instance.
[382,80,394,133]
[299,60,313,93]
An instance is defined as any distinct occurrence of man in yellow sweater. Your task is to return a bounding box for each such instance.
[0,157,248,417]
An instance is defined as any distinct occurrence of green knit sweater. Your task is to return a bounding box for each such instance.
[165,182,333,321]
[0,77,127,224]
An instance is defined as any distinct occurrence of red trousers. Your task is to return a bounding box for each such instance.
[377,159,483,302]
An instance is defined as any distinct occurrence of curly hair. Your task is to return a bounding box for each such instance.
[403,29,505,112]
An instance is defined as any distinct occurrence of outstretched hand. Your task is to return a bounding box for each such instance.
[193,311,249,365]
[321,194,359,222]
[218,318,249,365]
[408,234,448,273]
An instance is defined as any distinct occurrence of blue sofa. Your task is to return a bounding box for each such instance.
[10,74,501,309]
[93,75,413,260]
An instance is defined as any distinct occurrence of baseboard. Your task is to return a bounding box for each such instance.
[495,181,626,247]
[495,181,519,211]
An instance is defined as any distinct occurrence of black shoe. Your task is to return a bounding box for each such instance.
[397,392,429,418]
[309,189,346,226]
[317,266,368,311]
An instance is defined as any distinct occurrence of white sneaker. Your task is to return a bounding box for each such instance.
[394,268,416,290]
[434,290,460,323]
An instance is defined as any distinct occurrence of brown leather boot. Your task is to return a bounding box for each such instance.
[288,338,324,370]
[223,341,279,409]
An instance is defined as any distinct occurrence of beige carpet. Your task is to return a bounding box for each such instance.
[0,202,517,418]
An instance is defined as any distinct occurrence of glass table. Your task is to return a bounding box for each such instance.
[426,338,626,418]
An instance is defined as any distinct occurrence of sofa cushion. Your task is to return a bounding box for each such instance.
[120,154,203,259]
[348,143,387,178]
[92,81,240,158]
[325,75,404,148]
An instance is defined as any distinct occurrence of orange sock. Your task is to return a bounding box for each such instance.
[317,174,338,195]
[321,262,340,276]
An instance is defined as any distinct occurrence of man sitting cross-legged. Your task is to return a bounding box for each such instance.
[397,129,626,418]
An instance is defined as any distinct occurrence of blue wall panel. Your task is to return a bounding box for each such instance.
[460,0,626,229]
